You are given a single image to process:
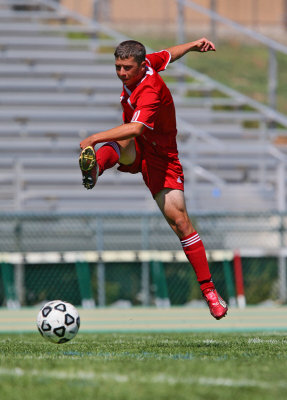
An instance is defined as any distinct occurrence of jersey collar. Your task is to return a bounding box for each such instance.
[124,65,154,95]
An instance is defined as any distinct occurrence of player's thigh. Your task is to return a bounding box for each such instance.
[118,138,136,165]
[154,188,195,236]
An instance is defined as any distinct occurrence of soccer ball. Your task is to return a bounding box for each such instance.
[37,300,80,344]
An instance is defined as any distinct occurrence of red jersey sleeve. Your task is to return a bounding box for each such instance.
[131,84,160,130]
[145,50,171,72]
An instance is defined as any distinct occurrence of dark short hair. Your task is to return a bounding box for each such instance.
[114,40,146,65]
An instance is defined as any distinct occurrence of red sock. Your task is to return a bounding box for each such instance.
[180,232,215,292]
[96,142,120,175]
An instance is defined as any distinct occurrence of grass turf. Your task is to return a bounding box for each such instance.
[0,332,287,400]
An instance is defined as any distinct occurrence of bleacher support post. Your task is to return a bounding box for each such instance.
[177,0,186,45]
[0,262,20,309]
[279,213,287,302]
[268,47,278,111]
[141,216,150,306]
[75,261,95,308]
[96,216,106,307]
[141,261,150,306]
[210,0,217,41]
[150,260,170,308]
[233,251,246,308]
[97,261,106,307]
[223,259,237,307]
[278,255,287,302]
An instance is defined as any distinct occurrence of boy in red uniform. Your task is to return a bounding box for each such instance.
[79,38,228,319]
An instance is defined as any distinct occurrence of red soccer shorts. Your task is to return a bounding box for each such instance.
[117,138,184,197]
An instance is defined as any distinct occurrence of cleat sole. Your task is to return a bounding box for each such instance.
[79,146,96,172]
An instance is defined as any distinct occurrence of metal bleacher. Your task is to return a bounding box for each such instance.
[1,0,287,213]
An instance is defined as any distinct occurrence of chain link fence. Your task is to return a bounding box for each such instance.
[0,212,286,307]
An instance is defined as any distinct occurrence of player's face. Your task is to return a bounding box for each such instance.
[115,57,146,87]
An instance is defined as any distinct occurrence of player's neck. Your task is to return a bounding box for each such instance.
[125,71,146,92]
[125,82,137,92]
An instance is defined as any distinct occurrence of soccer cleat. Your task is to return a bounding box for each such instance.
[203,288,228,320]
[81,166,99,190]
[79,146,96,172]
[79,146,99,190]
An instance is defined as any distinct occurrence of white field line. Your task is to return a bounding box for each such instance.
[248,338,287,344]
[0,368,285,390]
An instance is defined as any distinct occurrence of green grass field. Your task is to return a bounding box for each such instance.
[1,331,287,400]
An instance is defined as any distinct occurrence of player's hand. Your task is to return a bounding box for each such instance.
[193,38,216,52]
[80,136,96,150]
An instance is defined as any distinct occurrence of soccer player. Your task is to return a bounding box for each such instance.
[79,38,228,319]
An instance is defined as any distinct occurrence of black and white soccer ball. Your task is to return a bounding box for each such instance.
[37,300,80,344]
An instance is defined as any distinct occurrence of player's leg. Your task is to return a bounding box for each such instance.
[154,188,228,319]
[154,188,212,286]
[79,139,136,189]
[118,138,137,165]
[95,138,136,175]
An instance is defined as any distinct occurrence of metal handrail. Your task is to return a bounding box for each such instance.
[39,0,128,43]
[178,0,287,55]
[176,62,287,128]
[177,0,287,111]
[39,0,287,127]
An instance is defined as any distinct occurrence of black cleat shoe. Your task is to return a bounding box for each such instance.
[79,146,99,190]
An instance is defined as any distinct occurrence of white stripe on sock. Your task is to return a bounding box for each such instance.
[181,234,200,244]
[181,234,201,248]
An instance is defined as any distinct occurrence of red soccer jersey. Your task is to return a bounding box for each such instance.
[120,50,178,155]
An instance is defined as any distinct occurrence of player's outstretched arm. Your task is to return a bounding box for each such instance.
[80,122,144,149]
[165,37,216,63]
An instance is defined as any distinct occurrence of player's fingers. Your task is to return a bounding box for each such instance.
[201,44,210,52]
[201,42,215,52]
[208,41,216,51]
[200,41,209,51]
[209,42,216,51]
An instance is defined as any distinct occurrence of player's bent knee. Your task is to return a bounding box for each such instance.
[118,139,136,165]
